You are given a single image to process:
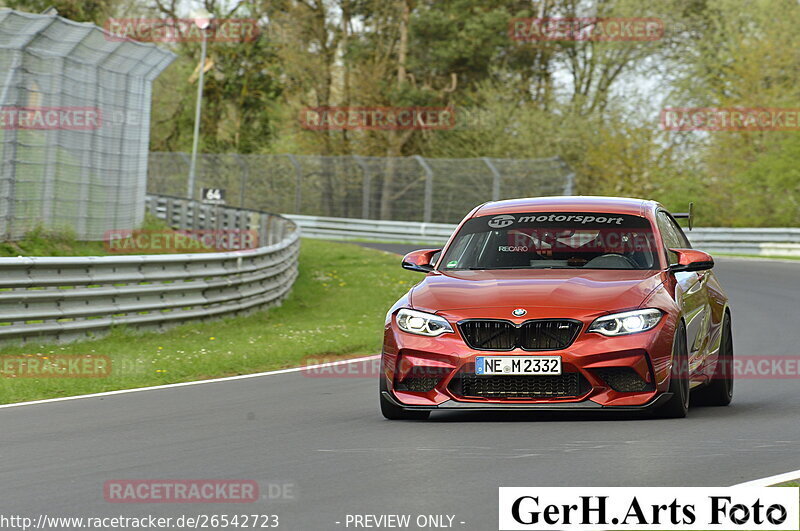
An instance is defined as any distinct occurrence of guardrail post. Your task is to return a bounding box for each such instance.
[165,197,174,227]
[179,198,190,229]
[483,157,501,200]
[263,216,269,247]
[414,155,434,223]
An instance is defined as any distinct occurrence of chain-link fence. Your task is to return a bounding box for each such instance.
[148,153,574,224]
[0,9,174,240]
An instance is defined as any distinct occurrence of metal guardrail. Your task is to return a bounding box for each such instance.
[0,194,299,345]
[683,228,800,255]
[286,214,454,244]
[286,215,800,257]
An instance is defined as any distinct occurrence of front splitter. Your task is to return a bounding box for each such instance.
[382,391,672,412]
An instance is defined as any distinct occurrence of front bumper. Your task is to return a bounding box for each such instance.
[382,309,678,409]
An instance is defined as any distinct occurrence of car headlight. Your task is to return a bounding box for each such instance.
[588,308,663,336]
[396,308,453,337]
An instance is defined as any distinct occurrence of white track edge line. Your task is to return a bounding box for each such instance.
[731,468,800,487]
[0,354,380,410]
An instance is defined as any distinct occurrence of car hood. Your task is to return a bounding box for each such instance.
[410,269,665,314]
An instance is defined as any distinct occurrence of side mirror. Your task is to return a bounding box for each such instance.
[669,248,714,272]
[401,249,441,273]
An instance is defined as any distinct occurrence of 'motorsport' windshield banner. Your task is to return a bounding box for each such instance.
[480,212,649,231]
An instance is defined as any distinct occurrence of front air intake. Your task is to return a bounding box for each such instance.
[448,371,590,399]
[595,367,654,393]
[395,376,440,393]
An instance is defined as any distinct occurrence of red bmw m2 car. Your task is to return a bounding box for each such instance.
[380,196,733,419]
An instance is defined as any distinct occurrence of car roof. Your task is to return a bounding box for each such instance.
[473,196,660,218]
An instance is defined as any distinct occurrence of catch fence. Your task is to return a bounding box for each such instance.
[147,152,574,224]
[0,9,174,240]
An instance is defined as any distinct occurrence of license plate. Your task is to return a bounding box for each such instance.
[475,356,562,375]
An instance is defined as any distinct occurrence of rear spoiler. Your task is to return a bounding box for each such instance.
[673,202,694,231]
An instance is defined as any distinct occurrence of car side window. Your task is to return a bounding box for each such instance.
[665,212,691,248]
[657,211,690,265]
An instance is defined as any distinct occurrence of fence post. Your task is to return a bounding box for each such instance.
[236,153,248,208]
[558,157,575,195]
[41,55,67,229]
[353,155,371,219]
[483,157,501,200]
[563,173,575,195]
[286,154,302,214]
[76,60,99,239]
[414,155,434,223]
[1,51,22,240]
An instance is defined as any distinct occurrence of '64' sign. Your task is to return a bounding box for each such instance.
[201,187,226,205]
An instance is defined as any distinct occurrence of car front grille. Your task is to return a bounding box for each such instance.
[448,371,590,400]
[595,367,654,393]
[458,321,516,350]
[458,319,582,351]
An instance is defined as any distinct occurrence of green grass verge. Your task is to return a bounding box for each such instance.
[776,480,800,487]
[0,239,417,404]
[0,214,223,257]
[0,226,108,257]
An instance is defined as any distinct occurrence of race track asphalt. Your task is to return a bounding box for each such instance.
[1,243,798,530]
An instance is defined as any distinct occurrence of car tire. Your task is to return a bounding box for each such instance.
[693,312,734,406]
[657,322,690,418]
[379,377,430,420]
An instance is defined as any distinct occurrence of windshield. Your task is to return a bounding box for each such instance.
[440,212,660,270]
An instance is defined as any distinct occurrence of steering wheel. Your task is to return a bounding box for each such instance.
[506,230,548,260]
